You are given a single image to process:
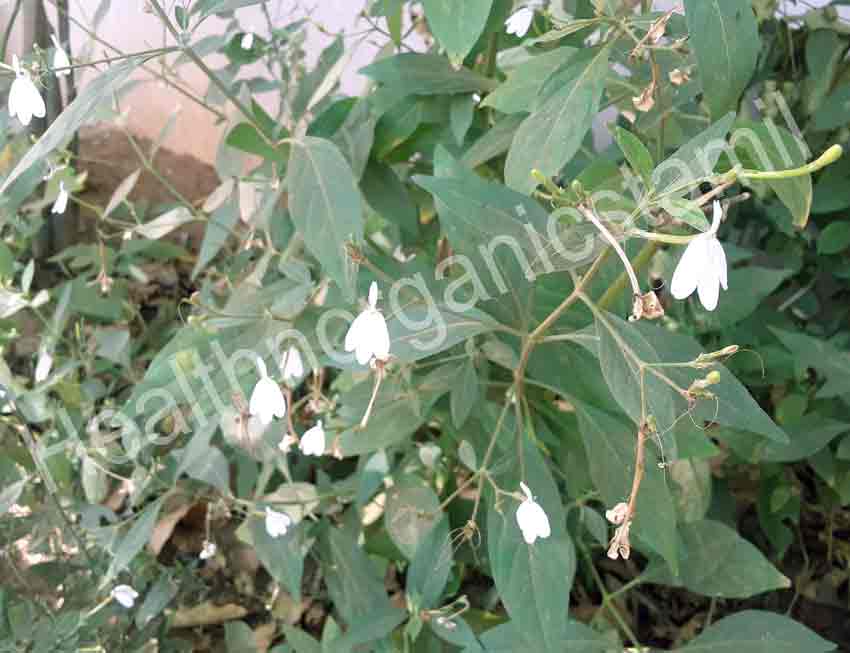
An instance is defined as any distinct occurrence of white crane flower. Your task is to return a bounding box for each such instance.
[505,7,534,37]
[282,346,304,383]
[241,31,254,50]
[110,584,139,608]
[51,34,71,76]
[199,540,217,560]
[249,357,286,426]
[670,200,728,311]
[344,282,390,366]
[52,181,69,215]
[34,346,53,383]
[8,55,46,127]
[265,507,291,538]
[299,420,325,457]
[515,481,551,544]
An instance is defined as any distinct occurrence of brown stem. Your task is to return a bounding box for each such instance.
[625,423,648,523]
[513,249,609,399]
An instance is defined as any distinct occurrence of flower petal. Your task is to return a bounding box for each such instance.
[696,265,721,311]
[670,236,709,300]
[249,377,286,424]
[709,236,728,290]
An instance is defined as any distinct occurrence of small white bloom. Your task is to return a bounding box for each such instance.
[282,346,304,383]
[241,31,254,50]
[51,34,71,76]
[199,540,217,560]
[34,347,53,383]
[278,432,298,454]
[605,502,629,525]
[505,7,534,37]
[419,443,441,469]
[52,181,69,215]
[344,282,391,366]
[265,507,291,538]
[8,55,46,127]
[515,481,551,544]
[299,420,325,457]
[472,93,482,104]
[110,584,139,608]
[670,200,728,311]
[249,357,286,426]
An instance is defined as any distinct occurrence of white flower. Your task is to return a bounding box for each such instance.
[515,481,551,544]
[241,31,254,50]
[505,7,534,37]
[110,584,139,608]
[249,357,286,426]
[344,282,390,366]
[278,433,298,454]
[51,34,71,76]
[8,55,46,127]
[199,540,217,560]
[52,181,69,214]
[265,507,291,538]
[299,420,325,457]
[419,443,441,469]
[34,347,53,383]
[605,501,629,525]
[670,200,728,311]
[282,346,304,383]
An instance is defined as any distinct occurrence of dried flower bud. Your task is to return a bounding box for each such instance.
[605,502,629,525]
[669,68,690,85]
[607,521,631,560]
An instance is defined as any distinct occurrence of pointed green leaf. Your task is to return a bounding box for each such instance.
[422,0,493,66]
[288,137,363,300]
[680,610,835,652]
[684,0,759,120]
[505,45,610,194]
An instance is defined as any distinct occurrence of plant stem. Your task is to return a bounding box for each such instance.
[597,240,659,311]
[148,0,264,133]
[513,249,609,398]
[579,205,641,296]
[739,144,842,180]
[0,0,23,62]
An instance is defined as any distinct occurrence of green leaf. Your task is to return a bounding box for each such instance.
[614,126,654,186]
[769,327,850,398]
[281,626,322,653]
[481,47,576,115]
[81,456,109,504]
[288,137,363,300]
[450,94,476,146]
[323,524,393,625]
[487,437,575,653]
[684,0,759,120]
[451,358,479,428]
[360,53,497,96]
[225,621,258,653]
[249,518,309,601]
[652,113,735,195]
[576,403,678,570]
[191,0,266,20]
[679,610,835,652]
[177,423,229,492]
[225,123,287,163]
[406,516,452,609]
[291,37,345,123]
[723,415,850,463]
[135,207,196,241]
[691,266,793,331]
[651,520,789,598]
[1,58,139,195]
[734,122,812,228]
[595,311,679,451]
[0,480,25,515]
[135,573,178,630]
[633,322,788,444]
[106,497,164,582]
[811,84,850,132]
[360,161,419,239]
[505,45,610,194]
[193,191,239,278]
[337,400,425,456]
[462,113,525,168]
[422,0,493,66]
[384,480,442,559]
[818,221,850,254]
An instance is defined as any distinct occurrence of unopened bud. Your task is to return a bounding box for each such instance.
[705,370,722,385]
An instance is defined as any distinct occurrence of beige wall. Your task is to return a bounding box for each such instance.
[5,1,400,163]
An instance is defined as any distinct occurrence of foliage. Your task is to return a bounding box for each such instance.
[1,0,849,651]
